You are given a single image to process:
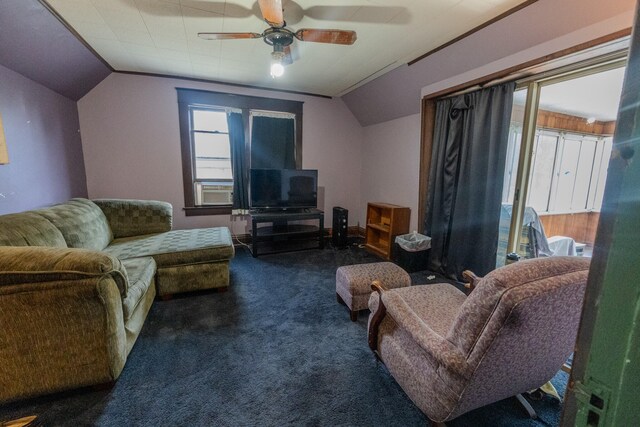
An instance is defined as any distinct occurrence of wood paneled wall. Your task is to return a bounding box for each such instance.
[539,211,600,245]
[511,105,616,135]
[536,110,616,135]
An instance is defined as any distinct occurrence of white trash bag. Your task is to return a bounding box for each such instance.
[395,231,431,252]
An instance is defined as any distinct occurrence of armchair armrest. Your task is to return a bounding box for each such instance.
[462,270,482,294]
[368,280,388,351]
[370,284,470,378]
[93,199,173,238]
[0,246,128,297]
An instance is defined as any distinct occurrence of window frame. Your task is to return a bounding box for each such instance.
[191,106,233,185]
[177,88,303,216]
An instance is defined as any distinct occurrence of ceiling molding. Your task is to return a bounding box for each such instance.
[408,0,540,66]
[38,0,114,72]
[114,71,332,99]
[423,28,631,100]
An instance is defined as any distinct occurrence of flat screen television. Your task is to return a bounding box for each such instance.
[250,169,318,210]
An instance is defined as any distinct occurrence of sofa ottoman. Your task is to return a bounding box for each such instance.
[336,262,411,321]
[103,227,234,297]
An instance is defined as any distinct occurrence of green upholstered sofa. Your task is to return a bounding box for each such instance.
[0,198,234,402]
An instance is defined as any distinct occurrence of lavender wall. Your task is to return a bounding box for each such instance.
[361,114,421,231]
[344,0,636,126]
[420,1,635,97]
[357,0,635,231]
[77,73,363,231]
[0,64,87,215]
[71,0,636,233]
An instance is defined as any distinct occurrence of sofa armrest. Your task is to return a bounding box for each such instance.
[0,246,128,298]
[93,199,173,238]
[0,274,127,402]
[381,290,470,378]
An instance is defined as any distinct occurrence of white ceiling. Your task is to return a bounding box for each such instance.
[45,0,528,96]
[513,66,626,121]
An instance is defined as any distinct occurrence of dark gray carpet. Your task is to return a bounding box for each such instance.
[0,245,566,426]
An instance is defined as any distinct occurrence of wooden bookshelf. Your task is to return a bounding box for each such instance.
[364,202,410,260]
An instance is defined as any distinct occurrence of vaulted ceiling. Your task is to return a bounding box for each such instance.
[43,0,528,97]
[0,0,110,100]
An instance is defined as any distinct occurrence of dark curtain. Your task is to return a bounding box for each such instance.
[250,116,295,169]
[425,81,516,279]
[227,112,249,210]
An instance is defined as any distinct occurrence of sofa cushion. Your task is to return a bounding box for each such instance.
[0,246,128,297]
[121,257,156,321]
[103,227,234,267]
[93,199,172,239]
[0,212,67,247]
[35,199,113,251]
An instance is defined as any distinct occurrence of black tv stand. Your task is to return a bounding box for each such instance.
[251,208,311,214]
[249,209,324,257]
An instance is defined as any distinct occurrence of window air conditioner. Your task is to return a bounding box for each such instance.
[195,182,233,205]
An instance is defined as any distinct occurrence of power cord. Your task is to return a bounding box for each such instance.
[230,216,251,249]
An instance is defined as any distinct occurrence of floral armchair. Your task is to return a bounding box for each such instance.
[368,257,590,424]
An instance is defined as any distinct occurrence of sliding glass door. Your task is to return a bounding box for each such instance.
[498,59,626,266]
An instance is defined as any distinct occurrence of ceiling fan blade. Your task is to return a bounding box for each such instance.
[198,32,262,40]
[258,0,284,28]
[294,29,357,45]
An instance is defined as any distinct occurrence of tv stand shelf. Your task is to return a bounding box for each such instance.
[250,209,324,257]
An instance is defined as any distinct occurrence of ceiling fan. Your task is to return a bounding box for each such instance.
[198,0,357,77]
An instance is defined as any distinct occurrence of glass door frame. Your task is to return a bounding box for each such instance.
[506,53,628,255]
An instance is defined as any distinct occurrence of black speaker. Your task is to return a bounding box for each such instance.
[332,207,348,249]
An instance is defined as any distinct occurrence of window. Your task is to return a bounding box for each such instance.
[527,131,561,212]
[503,128,613,214]
[177,89,303,215]
[250,110,296,170]
[191,109,233,206]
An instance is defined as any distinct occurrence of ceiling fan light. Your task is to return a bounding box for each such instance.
[270,50,285,78]
[270,61,285,78]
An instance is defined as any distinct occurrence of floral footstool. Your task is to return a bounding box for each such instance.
[336,262,411,321]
